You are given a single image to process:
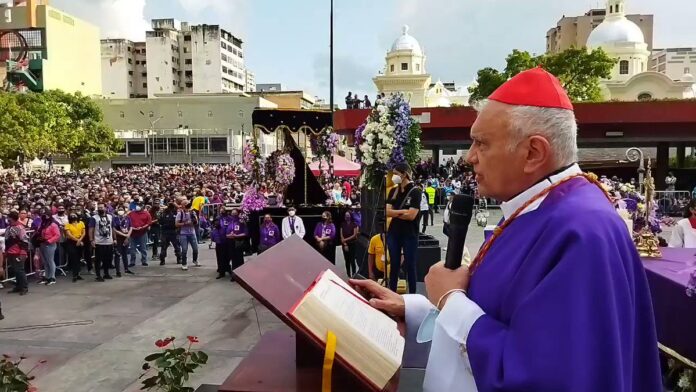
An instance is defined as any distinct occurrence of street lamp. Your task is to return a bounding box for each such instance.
[140,110,164,166]
[238,109,245,164]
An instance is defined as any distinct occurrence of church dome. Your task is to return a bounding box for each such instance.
[587,16,645,49]
[390,25,423,56]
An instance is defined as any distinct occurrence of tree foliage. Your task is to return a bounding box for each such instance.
[468,47,617,104]
[0,90,122,168]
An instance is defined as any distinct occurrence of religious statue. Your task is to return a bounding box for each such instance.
[634,158,662,258]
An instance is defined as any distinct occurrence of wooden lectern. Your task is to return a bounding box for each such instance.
[219,235,401,392]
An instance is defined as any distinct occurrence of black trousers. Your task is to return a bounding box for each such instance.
[66,240,83,278]
[230,240,245,270]
[215,243,230,274]
[7,255,28,290]
[319,242,336,264]
[159,232,181,263]
[342,242,356,276]
[94,245,113,277]
[82,239,93,271]
[150,226,160,257]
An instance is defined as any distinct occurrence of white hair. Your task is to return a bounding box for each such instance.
[475,100,578,166]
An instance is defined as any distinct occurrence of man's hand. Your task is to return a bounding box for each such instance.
[349,279,405,318]
[424,262,470,308]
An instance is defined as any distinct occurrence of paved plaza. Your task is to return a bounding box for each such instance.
[0,209,494,392]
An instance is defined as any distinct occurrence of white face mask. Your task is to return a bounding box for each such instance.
[288,211,296,217]
[135,206,142,212]
[392,175,403,185]
[117,211,125,216]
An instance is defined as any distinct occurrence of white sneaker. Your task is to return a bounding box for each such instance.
[193,261,201,267]
[0,283,3,289]
[181,265,188,271]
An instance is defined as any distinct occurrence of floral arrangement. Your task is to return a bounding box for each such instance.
[242,139,263,182]
[0,354,45,392]
[140,336,208,392]
[354,93,422,188]
[276,153,296,187]
[240,186,267,222]
[665,358,695,392]
[602,180,663,234]
[310,130,338,181]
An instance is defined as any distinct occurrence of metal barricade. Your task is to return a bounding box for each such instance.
[654,190,691,217]
[202,203,224,222]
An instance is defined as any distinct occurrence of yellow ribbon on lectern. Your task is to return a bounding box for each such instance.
[322,331,337,392]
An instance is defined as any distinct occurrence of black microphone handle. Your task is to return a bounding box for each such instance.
[444,226,467,270]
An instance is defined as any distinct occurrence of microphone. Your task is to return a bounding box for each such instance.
[444,194,475,270]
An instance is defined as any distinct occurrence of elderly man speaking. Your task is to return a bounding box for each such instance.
[351,68,661,391]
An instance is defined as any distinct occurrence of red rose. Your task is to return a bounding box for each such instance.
[187,336,199,343]
[155,339,166,348]
[164,337,175,345]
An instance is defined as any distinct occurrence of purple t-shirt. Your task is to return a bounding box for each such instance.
[176,210,197,235]
[225,217,248,238]
[314,223,336,243]
[260,223,281,248]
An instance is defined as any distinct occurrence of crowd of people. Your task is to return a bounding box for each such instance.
[0,165,362,311]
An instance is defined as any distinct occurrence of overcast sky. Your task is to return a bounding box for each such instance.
[47,0,696,103]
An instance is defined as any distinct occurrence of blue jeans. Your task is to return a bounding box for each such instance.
[40,243,58,280]
[387,232,418,294]
[179,233,198,266]
[130,235,148,265]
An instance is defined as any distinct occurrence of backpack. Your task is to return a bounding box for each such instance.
[160,211,176,231]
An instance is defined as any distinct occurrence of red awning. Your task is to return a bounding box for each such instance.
[309,155,361,177]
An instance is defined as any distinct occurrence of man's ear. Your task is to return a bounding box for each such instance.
[523,135,553,174]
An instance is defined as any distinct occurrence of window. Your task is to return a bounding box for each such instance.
[185,70,192,77]
[390,64,394,72]
[210,137,228,153]
[223,66,228,73]
[141,48,146,54]
[142,60,147,66]
[127,46,132,52]
[143,82,147,88]
[129,81,133,87]
[619,60,629,74]
[416,63,420,71]
[169,138,186,152]
[222,54,228,62]
[190,137,209,152]
[127,141,146,156]
[148,111,154,118]
[141,72,147,77]
[149,138,167,153]
[686,67,691,74]
[119,111,125,118]
[128,58,132,64]
[401,63,408,71]
[221,42,227,50]
[185,82,193,88]
[185,59,192,65]
[184,35,191,42]
[638,93,653,101]
[135,60,140,65]
[207,110,213,117]
[177,111,183,118]
[128,71,133,76]
[173,80,177,86]
[183,47,188,53]
[609,5,613,13]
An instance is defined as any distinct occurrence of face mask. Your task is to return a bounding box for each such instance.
[98,209,106,216]
[58,211,65,216]
[323,215,330,220]
[135,206,142,212]
[392,175,402,185]
[117,211,125,216]
[288,211,296,217]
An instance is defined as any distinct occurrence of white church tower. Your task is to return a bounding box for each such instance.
[373,25,432,107]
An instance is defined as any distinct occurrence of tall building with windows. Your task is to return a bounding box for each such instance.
[100,19,252,98]
[650,48,696,81]
[1,0,101,94]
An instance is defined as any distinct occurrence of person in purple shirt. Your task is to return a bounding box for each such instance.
[216,205,235,279]
[258,214,281,254]
[210,217,229,279]
[225,208,248,273]
[314,211,336,264]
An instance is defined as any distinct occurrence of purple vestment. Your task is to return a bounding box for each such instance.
[466,178,661,391]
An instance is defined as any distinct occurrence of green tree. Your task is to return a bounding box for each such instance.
[0,90,122,169]
[468,47,616,104]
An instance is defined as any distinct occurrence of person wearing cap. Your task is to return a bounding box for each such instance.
[281,207,305,240]
[351,68,660,391]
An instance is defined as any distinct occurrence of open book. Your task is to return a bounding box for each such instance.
[288,269,405,390]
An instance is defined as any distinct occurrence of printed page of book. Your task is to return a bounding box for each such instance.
[312,270,404,363]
